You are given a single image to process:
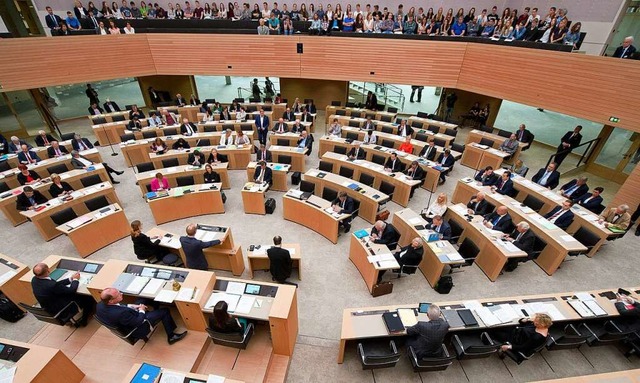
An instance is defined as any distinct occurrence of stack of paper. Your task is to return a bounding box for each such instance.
[176,288,195,301]
[235,295,256,314]
[0,270,17,284]
[159,370,186,383]
[492,304,520,323]
[205,292,241,311]
[155,289,179,303]
[528,302,566,320]
[124,276,151,294]
[397,308,418,327]
[141,279,165,296]
[475,307,501,326]
[195,230,219,242]
[206,375,226,383]
[226,281,246,295]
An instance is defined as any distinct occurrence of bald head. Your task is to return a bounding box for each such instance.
[186,223,197,236]
[497,206,508,215]
[33,263,49,277]
[476,192,485,200]
[100,287,120,304]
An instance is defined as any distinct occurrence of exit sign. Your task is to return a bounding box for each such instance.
[609,116,620,123]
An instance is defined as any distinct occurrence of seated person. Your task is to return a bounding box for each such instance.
[515,123,533,147]
[531,163,560,189]
[483,206,513,233]
[370,220,398,246]
[179,118,197,136]
[573,187,604,213]
[404,160,425,198]
[297,131,314,155]
[71,133,94,151]
[31,262,94,326]
[172,138,190,150]
[418,139,437,161]
[219,107,232,121]
[235,130,251,146]
[614,292,640,332]
[347,141,366,160]
[475,166,499,186]
[282,107,294,121]
[88,103,104,116]
[384,152,402,172]
[209,301,244,334]
[397,120,413,137]
[150,172,169,192]
[331,191,355,232]
[162,109,177,125]
[290,119,306,134]
[47,141,69,157]
[236,107,247,121]
[129,105,145,119]
[272,118,289,134]
[207,148,228,163]
[187,150,206,166]
[147,111,163,127]
[510,159,528,177]
[398,136,414,154]
[8,136,30,153]
[543,199,575,230]
[17,164,41,185]
[436,149,455,184]
[467,192,491,216]
[35,130,56,147]
[150,137,167,154]
[203,164,221,183]
[421,192,448,222]
[378,237,424,282]
[499,133,519,157]
[49,173,74,198]
[428,215,451,241]
[266,235,293,283]
[559,176,589,199]
[599,204,631,230]
[497,313,552,357]
[130,220,169,261]
[253,161,273,186]
[219,129,234,146]
[128,116,143,131]
[328,118,342,137]
[256,144,272,162]
[492,170,514,196]
[503,222,535,271]
[406,304,449,358]
[363,129,377,144]
[16,186,48,211]
[17,144,42,165]
[97,287,187,344]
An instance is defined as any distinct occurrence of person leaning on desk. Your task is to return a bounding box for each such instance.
[332,191,355,232]
[475,166,499,186]
[207,148,228,164]
[16,186,48,211]
[179,223,222,270]
[49,173,74,197]
[188,150,206,166]
[467,192,491,216]
[17,164,41,186]
[370,220,398,246]
[253,160,273,186]
[483,206,513,233]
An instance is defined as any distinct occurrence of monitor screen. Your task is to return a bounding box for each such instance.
[245,284,261,295]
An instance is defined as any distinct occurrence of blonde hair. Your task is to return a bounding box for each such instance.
[437,193,448,204]
[534,313,553,329]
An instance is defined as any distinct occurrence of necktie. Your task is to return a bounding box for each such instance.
[55,148,61,156]
[26,152,34,163]
[519,130,523,140]
[492,215,500,225]
[52,15,58,27]
[565,184,578,196]
[499,180,504,190]
[43,136,49,145]
[549,209,563,221]
[187,124,193,135]
[355,149,359,158]
[262,151,266,161]
[436,225,440,232]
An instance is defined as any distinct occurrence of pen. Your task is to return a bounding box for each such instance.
[191,287,197,300]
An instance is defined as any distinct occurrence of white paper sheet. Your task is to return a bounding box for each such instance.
[408,217,422,224]
[159,371,186,383]
[575,292,594,301]
[475,307,501,326]
[206,375,226,383]
[584,300,607,316]
[235,295,256,314]
[0,270,17,285]
[154,289,179,303]
[141,278,164,296]
[176,288,195,301]
[124,276,150,294]
[226,281,246,295]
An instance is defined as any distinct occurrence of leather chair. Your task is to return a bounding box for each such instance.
[504,339,547,364]
[278,155,292,165]
[546,324,589,350]
[568,227,600,256]
[428,125,440,134]
[142,130,158,139]
[94,315,156,345]
[112,115,126,122]
[408,344,455,372]
[447,218,463,245]
[299,180,315,194]
[456,237,480,266]
[348,120,360,128]
[120,133,135,142]
[479,138,495,147]
[357,340,401,370]
[452,332,500,359]
[387,107,398,113]
[203,125,217,133]
[451,142,465,154]
[339,167,354,179]
[176,176,195,186]
[445,128,458,137]
[522,195,545,212]
[163,128,178,136]
[334,146,347,155]
[371,154,385,165]
[19,302,83,326]
[0,161,10,173]
[47,163,69,175]
[81,174,102,187]
[198,139,211,146]
[162,158,179,168]
[381,139,394,149]
[51,207,78,226]
[497,129,512,138]
[434,138,446,148]
[379,181,395,199]
[359,173,374,187]
[322,187,338,202]
[206,323,254,349]
[319,161,333,173]
[411,120,422,129]
[136,162,155,173]
[335,109,346,116]
[414,133,429,142]
[60,132,77,141]
[92,117,107,124]
[346,132,359,141]
[84,196,110,211]
[381,126,394,134]
[579,320,633,347]
[380,115,392,122]
[0,182,9,193]
[277,139,289,147]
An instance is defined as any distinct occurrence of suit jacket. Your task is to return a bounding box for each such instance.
[17,170,41,185]
[8,140,30,153]
[511,229,535,257]
[404,165,425,181]
[128,120,143,130]
[436,153,455,168]
[428,221,452,241]
[253,166,273,185]
[600,209,631,230]
[418,145,437,161]
[406,318,449,358]
[290,124,306,134]
[475,171,499,186]
[573,192,603,213]
[531,168,560,189]
[35,134,56,147]
[187,153,206,166]
[282,111,294,121]
[272,122,288,133]
[299,113,313,123]
[347,147,366,160]
[71,138,94,151]
[45,14,64,30]
[16,190,48,210]
[176,97,187,106]
[71,155,94,169]
[558,131,582,151]
[96,302,152,340]
[467,198,491,216]
[179,236,221,270]
[306,104,317,114]
[17,150,42,164]
[207,153,228,163]
[203,171,221,183]
[332,196,355,222]
[88,106,104,115]
[483,212,513,233]
[397,125,414,137]
[256,150,272,162]
[49,181,73,198]
[543,206,575,230]
[180,123,198,135]
[516,128,533,144]
[266,247,293,282]
[47,145,69,157]
[395,245,424,267]
[297,135,314,152]
[560,179,589,199]
[31,276,80,315]
[384,158,402,172]
[370,223,398,245]
[103,101,121,112]
[494,178,514,196]
[254,115,270,130]
[220,111,232,121]
[613,44,637,59]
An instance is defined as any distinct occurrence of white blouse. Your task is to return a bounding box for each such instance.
[424,201,447,217]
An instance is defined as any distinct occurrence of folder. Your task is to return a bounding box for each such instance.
[442,309,464,328]
[382,312,405,334]
[49,268,68,281]
[130,362,161,383]
[113,273,136,292]
[458,309,479,327]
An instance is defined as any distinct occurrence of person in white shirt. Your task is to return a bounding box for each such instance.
[123,22,135,34]
[235,130,251,146]
[363,129,377,144]
[235,107,247,121]
[421,193,448,222]
[97,21,109,34]
[328,118,342,137]
[147,112,163,127]
[219,129,234,146]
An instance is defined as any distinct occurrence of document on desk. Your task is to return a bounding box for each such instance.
[397,308,418,327]
[195,229,219,242]
[575,292,594,301]
[124,276,151,294]
[475,307,501,326]
[226,281,247,295]
[159,370,186,383]
[583,300,607,316]
[153,289,178,304]
[492,304,520,323]
[206,375,226,383]
[70,191,85,199]
[160,237,181,249]
[529,302,566,321]
[235,295,256,314]
[463,301,483,310]
[497,240,522,253]
[66,215,93,229]
[378,259,399,269]
[0,365,16,383]
[568,299,594,318]
[0,270,17,285]
[173,187,184,197]
[205,292,240,311]
[408,217,422,225]
[446,253,464,262]
[141,278,164,296]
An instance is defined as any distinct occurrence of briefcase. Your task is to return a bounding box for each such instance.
[265,198,276,214]
[291,171,301,185]
[372,281,393,297]
[376,210,390,222]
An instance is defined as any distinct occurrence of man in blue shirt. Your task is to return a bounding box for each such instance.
[65,11,81,30]
[120,0,132,18]
[342,12,354,31]
[481,19,495,37]
[451,16,466,36]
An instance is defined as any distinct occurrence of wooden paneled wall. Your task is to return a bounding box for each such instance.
[1,35,640,132]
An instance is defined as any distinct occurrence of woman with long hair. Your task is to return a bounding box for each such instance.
[209,301,244,333]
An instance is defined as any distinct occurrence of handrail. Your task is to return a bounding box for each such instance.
[236,82,279,100]
[349,82,405,110]
[545,137,601,172]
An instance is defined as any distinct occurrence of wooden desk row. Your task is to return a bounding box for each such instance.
[146,184,225,225]
[461,142,511,170]
[282,190,351,244]
[0,253,36,310]
[246,161,290,192]
[1,138,79,168]
[135,163,230,194]
[149,145,252,170]
[122,363,244,383]
[325,106,397,124]
[466,129,526,164]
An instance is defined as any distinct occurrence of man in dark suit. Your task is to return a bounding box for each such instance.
[370,220,399,248]
[88,103,104,115]
[16,186,48,211]
[129,105,145,119]
[306,101,317,114]
[31,263,94,326]
[256,144,272,162]
[35,130,56,147]
[397,120,414,137]
[378,237,424,282]
[148,87,161,105]
[86,84,99,105]
[504,222,536,271]
[253,161,273,186]
[255,109,270,145]
[404,160,425,198]
[290,119,306,134]
[282,107,294,121]
[554,125,582,167]
[175,93,187,106]
[347,142,366,160]
[559,176,589,199]
[17,144,41,165]
[179,223,222,270]
[573,187,604,213]
[331,191,355,232]
[296,131,314,155]
[266,236,293,284]
[492,171,515,196]
[406,304,449,358]
[418,140,437,161]
[532,163,560,189]
[70,150,122,184]
[299,109,313,123]
[71,133,94,151]
[45,6,64,35]
[103,99,121,113]
[475,166,499,186]
[436,149,455,184]
[128,116,143,131]
[97,287,187,344]
[362,117,375,131]
[384,152,402,172]
[428,215,451,241]
[187,150,206,166]
[515,123,534,149]
[179,118,197,136]
[47,141,69,157]
[543,200,575,230]
[8,136,30,153]
[467,192,491,216]
[613,293,640,333]
[483,206,513,233]
[364,91,377,110]
[613,36,637,59]
[272,117,288,134]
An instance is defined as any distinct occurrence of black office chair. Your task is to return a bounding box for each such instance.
[335,109,347,116]
[434,138,446,148]
[345,132,359,141]
[120,133,135,142]
[485,202,496,214]
[331,100,341,106]
[408,345,455,372]
[593,204,606,215]
[81,174,102,187]
[457,237,480,266]
[112,115,126,122]
[50,207,78,226]
[164,128,178,136]
[334,146,347,155]
[387,107,398,113]
[60,132,77,141]
[425,125,437,135]
[277,139,289,147]
[381,126,394,134]
[206,323,254,349]
[379,181,395,199]
[451,142,465,154]
[380,115,392,123]
[479,138,495,147]
[319,161,333,173]
[278,155,292,165]
[503,338,547,365]
[0,182,9,193]
[145,184,152,193]
[19,302,82,326]
[0,161,10,173]
[198,139,211,146]
[479,125,493,133]
[415,133,429,142]
[371,154,385,166]
[530,235,547,261]
[452,332,500,359]
[359,173,374,187]
[94,315,156,345]
[411,120,422,129]
[85,196,110,211]
[162,158,179,168]
[350,199,361,219]
[299,180,315,194]
[416,111,429,118]
[580,320,633,347]
[546,324,589,351]
[142,130,158,139]
[365,113,375,120]
[448,218,463,245]
[176,176,194,186]
[522,195,545,213]
[497,129,512,138]
[338,166,354,178]
[47,163,69,175]
[357,340,401,370]
[322,187,338,202]
[241,124,254,132]
[203,125,216,133]
[522,133,535,151]
[445,128,458,137]
[568,227,600,257]
[92,117,107,125]
[381,139,394,149]
[348,120,360,128]
[136,162,155,173]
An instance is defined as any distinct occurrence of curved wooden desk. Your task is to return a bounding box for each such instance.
[146,183,224,224]
[282,192,349,244]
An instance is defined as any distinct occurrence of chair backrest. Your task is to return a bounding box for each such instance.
[445,128,458,137]
[458,238,480,262]
[0,161,10,173]
[387,107,398,113]
[112,115,126,122]
[416,111,429,118]
[51,207,78,226]
[334,146,347,155]
[350,199,361,218]
[495,129,510,138]
[345,102,356,107]
[546,325,588,351]
[81,174,102,187]
[359,173,374,187]
[345,132,358,141]
[206,323,254,349]
[277,139,289,147]
[479,138,495,147]
[92,117,107,124]
[300,180,315,194]
[593,204,606,215]
[339,167,354,179]
[479,125,493,133]
[198,139,211,147]
[164,127,178,135]
[428,125,440,134]
[415,133,429,142]
[335,109,347,116]
[434,138,446,148]
[142,130,157,139]
[451,142,465,153]
[359,341,401,370]
[379,181,395,197]
[380,115,392,122]
[411,120,423,129]
[120,133,135,142]
[94,314,150,345]
[452,334,500,359]
[448,219,463,243]
[409,345,454,372]
[485,202,496,213]
[278,155,292,165]
[241,124,254,131]
[381,139,395,149]
[47,163,69,175]
[0,182,9,193]
[522,195,545,212]
[371,154,385,165]
[85,195,110,211]
[381,126,394,134]
[573,227,600,249]
[322,187,338,202]
[331,100,341,106]
[531,235,547,260]
[176,176,194,187]
[19,302,80,326]
[162,158,179,168]
[203,125,217,133]
[348,120,360,128]
[319,161,333,173]
[136,162,155,173]
[60,132,76,141]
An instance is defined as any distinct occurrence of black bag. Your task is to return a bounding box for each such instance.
[435,275,453,294]
[265,198,276,214]
[0,295,25,323]
[291,171,301,185]
[221,190,227,204]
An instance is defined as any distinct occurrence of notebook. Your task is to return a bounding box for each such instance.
[442,309,464,328]
[458,309,479,327]
[382,312,405,334]
[130,363,161,383]
[49,268,68,281]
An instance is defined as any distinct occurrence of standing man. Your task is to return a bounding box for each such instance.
[613,36,636,59]
[179,223,222,270]
[445,92,458,122]
[86,83,99,106]
[255,109,270,145]
[554,125,582,167]
[266,236,293,284]
[45,6,64,35]
[409,85,424,103]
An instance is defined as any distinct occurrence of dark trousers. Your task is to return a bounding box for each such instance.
[146,307,177,338]
[377,252,402,282]
[102,162,118,181]
[258,129,267,145]
[410,87,423,102]
[554,147,571,167]
[74,294,96,320]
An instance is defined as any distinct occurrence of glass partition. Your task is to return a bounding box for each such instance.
[195,76,280,103]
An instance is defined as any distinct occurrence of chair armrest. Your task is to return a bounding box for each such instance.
[53,301,81,319]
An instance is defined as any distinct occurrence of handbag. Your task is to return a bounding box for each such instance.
[372,281,393,297]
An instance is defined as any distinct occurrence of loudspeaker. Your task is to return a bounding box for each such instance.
[297,43,303,54]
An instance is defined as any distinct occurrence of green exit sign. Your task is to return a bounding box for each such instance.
[609,116,620,123]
